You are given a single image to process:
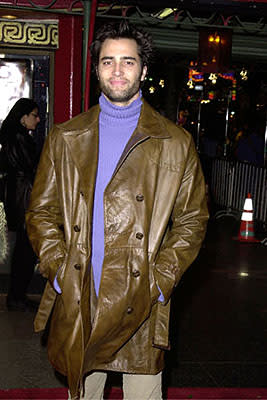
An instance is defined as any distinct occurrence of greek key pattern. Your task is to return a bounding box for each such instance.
[0,20,58,48]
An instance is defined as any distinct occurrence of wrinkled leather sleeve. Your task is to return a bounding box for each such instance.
[26,127,66,288]
[154,137,209,304]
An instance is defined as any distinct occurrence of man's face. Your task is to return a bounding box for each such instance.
[97,38,147,107]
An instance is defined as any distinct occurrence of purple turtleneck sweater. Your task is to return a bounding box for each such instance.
[91,93,142,296]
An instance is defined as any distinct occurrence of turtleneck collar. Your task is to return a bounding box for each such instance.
[99,91,142,126]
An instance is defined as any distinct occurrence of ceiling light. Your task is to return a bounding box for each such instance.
[1,15,17,19]
[151,8,178,20]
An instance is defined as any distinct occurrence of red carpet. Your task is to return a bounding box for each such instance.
[0,387,266,399]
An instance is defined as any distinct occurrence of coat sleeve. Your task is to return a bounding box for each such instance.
[26,127,66,288]
[153,137,209,304]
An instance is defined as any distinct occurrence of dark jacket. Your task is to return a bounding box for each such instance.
[0,126,37,230]
[26,100,209,399]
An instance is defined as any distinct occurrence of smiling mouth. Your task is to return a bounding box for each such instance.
[110,80,127,86]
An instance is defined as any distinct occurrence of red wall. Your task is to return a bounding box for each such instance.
[54,14,83,123]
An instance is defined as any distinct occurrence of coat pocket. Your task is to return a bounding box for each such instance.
[34,281,57,332]
[39,255,66,290]
[152,300,171,351]
[149,262,160,305]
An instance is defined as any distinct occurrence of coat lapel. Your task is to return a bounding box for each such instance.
[112,100,171,178]
[59,100,171,199]
[61,106,99,203]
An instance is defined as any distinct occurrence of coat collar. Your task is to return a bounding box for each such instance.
[110,99,171,177]
[60,99,171,140]
[60,106,100,201]
[137,99,171,140]
[60,100,171,198]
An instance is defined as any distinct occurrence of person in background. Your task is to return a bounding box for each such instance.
[235,116,265,167]
[26,21,209,399]
[0,98,40,311]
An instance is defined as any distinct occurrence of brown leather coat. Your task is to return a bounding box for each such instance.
[26,100,209,399]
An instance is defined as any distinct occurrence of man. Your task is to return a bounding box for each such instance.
[26,21,209,400]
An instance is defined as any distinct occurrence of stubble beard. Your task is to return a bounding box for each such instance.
[99,72,143,105]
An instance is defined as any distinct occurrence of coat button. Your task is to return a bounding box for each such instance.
[132,269,140,278]
[136,194,144,202]
[136,232,144,240]
[74,264,81,270]
[74,225,81,232]
[127,307,133,314]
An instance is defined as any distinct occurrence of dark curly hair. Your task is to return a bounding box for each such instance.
[90,20,154,72]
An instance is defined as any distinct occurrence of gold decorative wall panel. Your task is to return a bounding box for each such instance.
[0,19,58,49]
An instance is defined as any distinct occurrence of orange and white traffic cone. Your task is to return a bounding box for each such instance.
[237,193,260,243]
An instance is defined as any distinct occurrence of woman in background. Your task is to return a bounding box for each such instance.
[0,98,40,311]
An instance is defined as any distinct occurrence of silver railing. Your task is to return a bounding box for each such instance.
[210,158,267,224]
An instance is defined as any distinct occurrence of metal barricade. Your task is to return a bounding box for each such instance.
[210,158,267,224]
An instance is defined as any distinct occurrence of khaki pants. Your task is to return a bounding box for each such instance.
[76,371,162,400]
